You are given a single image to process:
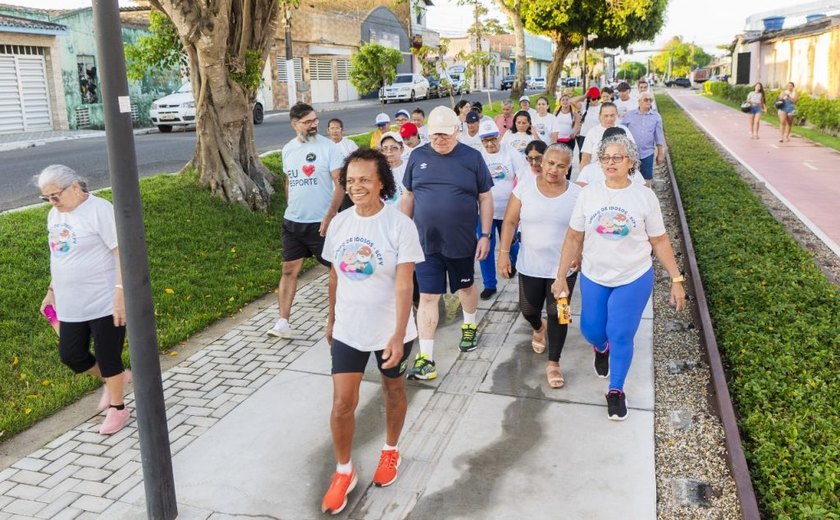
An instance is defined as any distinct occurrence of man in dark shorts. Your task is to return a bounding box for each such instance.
[401,106,494,380]
[268,102,344,337]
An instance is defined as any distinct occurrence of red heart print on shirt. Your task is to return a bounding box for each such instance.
[302,164,315,177]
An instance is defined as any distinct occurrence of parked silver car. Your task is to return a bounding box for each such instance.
[379,73,430,103]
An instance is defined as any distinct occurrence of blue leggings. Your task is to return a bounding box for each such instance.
[477,218,520,290]
[579,268,653,391]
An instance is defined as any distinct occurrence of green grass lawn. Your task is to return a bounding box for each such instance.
[0,158,290,442]
[658,93,840,519]
[702,92,840,153]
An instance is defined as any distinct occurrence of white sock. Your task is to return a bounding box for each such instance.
[463,311,477,325]
[336,461,353,474]
[419,339,434,360]
[276,317,289,327]
[383,443,398,451]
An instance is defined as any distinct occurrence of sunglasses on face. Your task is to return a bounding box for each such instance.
[40,186,69,202]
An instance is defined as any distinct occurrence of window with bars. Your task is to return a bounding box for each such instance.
[0,45,45,55]
[336,59,350,81]
[276,57,302,82]
[310,58,333,80]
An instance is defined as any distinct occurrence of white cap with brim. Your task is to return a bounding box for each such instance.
[379,131,404,146]
[427,106,460,135]
[478,120,499,139]
[375,112,390,125]
[519,95,530,102]
[395,109,410,118]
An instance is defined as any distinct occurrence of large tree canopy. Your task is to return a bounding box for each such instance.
[652,36,712,78]
[146,0,292,211]
[348,42,404,94]
[523,0,667,95]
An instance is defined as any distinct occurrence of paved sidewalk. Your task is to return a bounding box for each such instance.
[0,266,655,519]
[668,89,840,257]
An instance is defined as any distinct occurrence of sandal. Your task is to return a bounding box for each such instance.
[546,365,565,388]
[531,319,547,353]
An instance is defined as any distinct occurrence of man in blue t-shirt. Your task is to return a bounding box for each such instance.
[401,106,494,380]
[267,102,344,338]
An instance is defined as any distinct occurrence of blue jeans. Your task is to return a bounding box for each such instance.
[639,154,654,180]
[579,268,653,391]
[477,218,519,290]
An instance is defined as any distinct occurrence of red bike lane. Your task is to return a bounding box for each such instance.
[667,89,840,257]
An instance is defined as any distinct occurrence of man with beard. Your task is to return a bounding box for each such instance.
[268,102,344,338]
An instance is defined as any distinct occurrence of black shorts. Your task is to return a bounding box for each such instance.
[415,253,474,294]
[331,338,413,379]
[58,316,126,377]
[282,219,330,266]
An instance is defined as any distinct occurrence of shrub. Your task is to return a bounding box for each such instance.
[658,93,840,519]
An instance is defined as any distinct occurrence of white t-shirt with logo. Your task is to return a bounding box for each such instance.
[576,162,646,187]
[48,195,118,322]
[513,175,582,279]
[530,112,557,142]
[581,124,636,157]
[500,131,535,155]
[481,145,528,220]
[322,205,425,351]
[385,162,406,206]
[569,180,667,287]
[282,134,344,223]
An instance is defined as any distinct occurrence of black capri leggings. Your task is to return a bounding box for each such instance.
[518,272,578,362]
[58,316,126,377]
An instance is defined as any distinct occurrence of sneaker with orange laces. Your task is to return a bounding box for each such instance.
[321,469,357,515]
[372,449,401,487]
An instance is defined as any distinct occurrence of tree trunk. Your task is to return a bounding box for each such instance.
[149,0,280,212]
[546,37,573,98]
[494,0,527,99]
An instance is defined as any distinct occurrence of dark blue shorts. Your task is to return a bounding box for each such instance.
[415,253,474,294]
[749,105,761,115]
[639,154,655,180]
[331,338,413,378]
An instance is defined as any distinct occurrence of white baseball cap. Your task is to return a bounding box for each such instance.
[375,113,390,125]
[395,109,411,119]
[519,95,531,103]
[427,106,460,135]
[379,131,404,146]
[478,120,499,139]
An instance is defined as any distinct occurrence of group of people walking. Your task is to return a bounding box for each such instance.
[263,88,685,514]
[744,81,799,141]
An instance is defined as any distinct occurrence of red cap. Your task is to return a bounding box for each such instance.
[399,122,418,138]
[586,86,601,99]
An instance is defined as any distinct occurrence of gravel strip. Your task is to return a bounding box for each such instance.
[650,163,742,519]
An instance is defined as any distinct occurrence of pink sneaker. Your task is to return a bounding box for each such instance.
[98,370,132,411]
[99,407,130,435]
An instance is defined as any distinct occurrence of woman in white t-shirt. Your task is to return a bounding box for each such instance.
[746,82,767,139]
[498,143,581,389]
[575,127,645,187]
[327,118,359,158]
[500,111,541,155]
[37,165,132,436]
[552,135,686,421]
[321,148,424,512]
[378,132,406,205]
[531,96,559,143]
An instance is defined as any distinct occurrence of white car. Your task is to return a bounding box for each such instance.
[379,73,429,103]
[532,77,546,90]
[150,83,265,133]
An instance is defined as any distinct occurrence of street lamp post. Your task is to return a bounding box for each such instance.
[582,34,597,92]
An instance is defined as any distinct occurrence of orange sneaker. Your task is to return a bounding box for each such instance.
[321,469,357,514]
[372,449,401,487]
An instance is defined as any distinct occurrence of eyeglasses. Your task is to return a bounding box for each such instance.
[640,98,653,102]
[598,154,628,164]
[39,186,69,202]
[380,146,402,153]
[297,117,319,126]
[480,137,498,144]
[526,155,543,164]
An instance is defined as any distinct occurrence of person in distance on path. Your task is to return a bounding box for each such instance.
[321,149,424,514]
[552,135,685,421]
[401,106,494,380]
[268,102,344,338]
[777,82,798,143]
[746,82,767,140]
[498,144,582,389]
[326,118,358,158]
[37,164,132,435]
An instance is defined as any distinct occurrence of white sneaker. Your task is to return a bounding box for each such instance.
[267,319,292,338]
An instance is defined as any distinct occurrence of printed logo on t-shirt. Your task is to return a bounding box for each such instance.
[591,206,636,240]
[534,123,547,137]
[336,237,385,280]
[511,138,528,153]
[487,161,509,180]
[306,152,317,162]
[49,224,76,256]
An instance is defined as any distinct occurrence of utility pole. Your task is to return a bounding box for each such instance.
[283,4,297,107]
[91,1,177,518]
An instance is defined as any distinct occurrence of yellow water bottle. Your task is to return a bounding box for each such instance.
[557,297,571,325]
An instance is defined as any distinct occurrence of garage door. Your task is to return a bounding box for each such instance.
[0,48,53,135]
[310,58,334,104]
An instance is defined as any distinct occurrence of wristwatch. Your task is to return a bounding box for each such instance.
[480,232,491,239]
[671,275,685,283]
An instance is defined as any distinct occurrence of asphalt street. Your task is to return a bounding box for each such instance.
[0,91,510,211]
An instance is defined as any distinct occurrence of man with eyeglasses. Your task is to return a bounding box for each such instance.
[268,102,344,338]
[476,120,528,299]
[401,106,494,380]
[621,94,665,187]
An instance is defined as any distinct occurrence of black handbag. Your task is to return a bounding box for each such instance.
[774,98,785,109]
[740,101,752,113]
